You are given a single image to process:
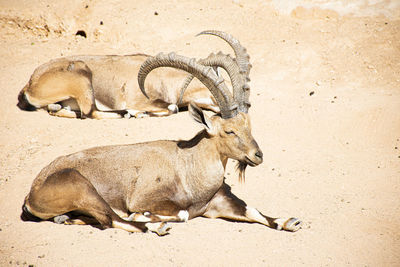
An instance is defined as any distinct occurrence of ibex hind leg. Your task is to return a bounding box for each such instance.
[49,103,128,119]
[24,168,147,233]
[48,107,124,120]
[55,214,100,226]
[125,210,188,236]
[56,213,162,233]
[63,82,126,119]
[129,104,179,118]
[203,182,302,232]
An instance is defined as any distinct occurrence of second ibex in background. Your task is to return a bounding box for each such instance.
[21,31,302,235]
[17,31,241,119]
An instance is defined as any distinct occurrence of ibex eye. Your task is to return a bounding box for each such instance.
[225,130,235,135]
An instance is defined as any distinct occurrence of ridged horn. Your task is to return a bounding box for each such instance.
[197,30,251,112]
[138,52,238,118]
[197,30,252,76]
[197,52,248,111]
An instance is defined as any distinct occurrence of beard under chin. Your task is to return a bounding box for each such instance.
[236,161,248,183]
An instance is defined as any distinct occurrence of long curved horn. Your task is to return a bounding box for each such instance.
[197,30,252,77]
[196,52,250,112]
[138,52,238,118]
[177,52,251,113]
[177,74,194,105]
[197,31,251,113]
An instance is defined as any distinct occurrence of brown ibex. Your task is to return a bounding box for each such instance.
[16,31,236,119]
[21,33,302,235]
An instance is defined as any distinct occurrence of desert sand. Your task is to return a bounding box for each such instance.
[0,0,399,266]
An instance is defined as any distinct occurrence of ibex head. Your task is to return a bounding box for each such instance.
[138,30,262,181]
[189,103,262,166]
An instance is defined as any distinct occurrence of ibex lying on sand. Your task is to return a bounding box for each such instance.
[21,36,302,235]
[16,31,240,119]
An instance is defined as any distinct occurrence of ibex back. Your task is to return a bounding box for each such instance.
[22,32,302,235]
[17,31,234,119]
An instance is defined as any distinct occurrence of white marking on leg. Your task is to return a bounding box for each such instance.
[273,218,286,231]
[149,211,189,222]
[168,104,179,114]
[126,212,151,222]
[246,207,269,225]
[177,210,189,222]
[125,213,135,221]
[134,215,151,222]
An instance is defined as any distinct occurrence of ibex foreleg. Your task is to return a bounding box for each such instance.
[124,210,188,236]
[203,182,302,232]
[126,210,189,223]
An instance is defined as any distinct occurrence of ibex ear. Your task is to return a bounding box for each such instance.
[189,103,215,135]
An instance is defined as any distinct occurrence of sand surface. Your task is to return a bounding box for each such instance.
[0,0,399,266]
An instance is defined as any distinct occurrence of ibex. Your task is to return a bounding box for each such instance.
[16,31,235,119]
[21,32,302,235]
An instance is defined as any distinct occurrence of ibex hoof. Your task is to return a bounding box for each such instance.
[280,217,302,232]
[146,222,171,236]
[54,214,70,224]
[124,112,131,119]
[157,222,172,236]
[168,104,179,114]
[47,103,62,112]
[177,210,189,222]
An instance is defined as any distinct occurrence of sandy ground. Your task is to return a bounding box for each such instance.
[0,0,399,266]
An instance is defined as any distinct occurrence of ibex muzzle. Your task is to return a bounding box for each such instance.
[21,31,301,235]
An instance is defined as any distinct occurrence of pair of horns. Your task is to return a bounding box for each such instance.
[138,30,251,119]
